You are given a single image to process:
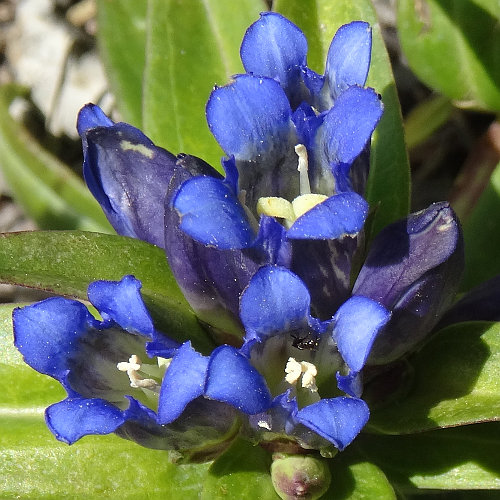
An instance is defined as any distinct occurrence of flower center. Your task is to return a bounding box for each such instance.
[285,357,318,393]
[117,354,170,400]
[256,144,327,227]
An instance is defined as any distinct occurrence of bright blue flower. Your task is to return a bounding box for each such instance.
[240,12,372,110]
[16,11,470,462]
[13,276,240,457]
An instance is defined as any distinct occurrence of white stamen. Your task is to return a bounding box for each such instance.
[295,144,311,195]
[285,357,303,385]
[117,354,160,390]
[257,419,272,431]
[284,357,318,393]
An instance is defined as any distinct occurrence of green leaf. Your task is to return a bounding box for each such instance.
[143,0,267,168]
[397,0,500,112]
[201,438,278,499]
[0,231,213,352]
[0,85,112,232]
[327,454,396,499]
[404,94,454,150]
[273,0,411,235]
[460,161,500,290]
[358,423,500,491]
[0,416,211,499]
[96,0,147,126]
[368,321,500,434]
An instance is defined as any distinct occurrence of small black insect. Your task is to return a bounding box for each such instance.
[290,331,319,351]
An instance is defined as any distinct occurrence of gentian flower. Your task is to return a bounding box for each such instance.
[11,11,466,468]
[13,276,241,461]
[77,15,383,341]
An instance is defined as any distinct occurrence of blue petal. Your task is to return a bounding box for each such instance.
[334,296,391,372]
[205,345,272,414]
[87,275,154,335]
[240,12,307,105]
[45,398,124,444]
[165,168,261,338]
[13,298,95,380]
[206,74,292,160]
[158,342,209,424]
[336,371,363,398]
[82,121,177,247]
[240,266,311,343]
[321,86,383,168]
[172,175,254,248]
[254,215,292,267]
[325,21,372,100]
[287,192,368,239]
[295,397,369,450]
[353,202,463,307]
[77,103,113,138]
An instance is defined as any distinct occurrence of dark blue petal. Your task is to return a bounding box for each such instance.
[172,175,254,248]
[207,74,292,160]
[254,215,292,267]
[336,371,363,398]
[205,345,272,414]
[158,342,209,424]
[240,266,310,343]
[325,22,372,100]
[45,398,124,444]
[292,102,323,152]
[87,275,154,336]
[13,298,95,380]
[322,86,383,168]
[334,296,391,372]
[302,67,324,102]
[165,169,261,339]
[240,12,307,106]
[290,237,356,319]
[77,103,113,138]
[354,203,464,365]
[82,121,177,247]
[295,397,369,450]
[353,202,463,307]
[287,192,368,240]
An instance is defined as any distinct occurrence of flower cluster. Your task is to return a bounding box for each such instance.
[14,13,465,462]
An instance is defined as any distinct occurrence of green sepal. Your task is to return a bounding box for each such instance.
[368,321,500,434]
[273,0,411,236]
[0,230,213,353]
[0,85,112,233]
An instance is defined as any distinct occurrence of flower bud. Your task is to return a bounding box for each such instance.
[271,453,331,500]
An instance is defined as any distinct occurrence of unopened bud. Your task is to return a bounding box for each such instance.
[271,453,331,500]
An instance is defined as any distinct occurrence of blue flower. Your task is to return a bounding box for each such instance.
[13,276,241,459]
[77,16,383,342]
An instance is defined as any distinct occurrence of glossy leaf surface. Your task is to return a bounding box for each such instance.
[359,423,500,491]
[0,231,212,352]
[368,321,500,434]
